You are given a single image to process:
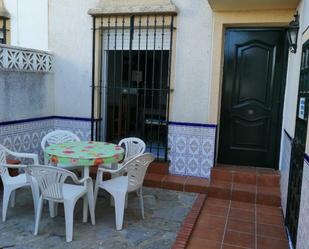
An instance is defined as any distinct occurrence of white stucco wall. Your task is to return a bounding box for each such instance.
[49,0,99,118]
[48,0,213,122]
[4,0,48,50]
[170,0,213,124]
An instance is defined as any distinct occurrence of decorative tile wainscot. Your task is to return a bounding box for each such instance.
[168,122,216,178]
[0,117,92,162]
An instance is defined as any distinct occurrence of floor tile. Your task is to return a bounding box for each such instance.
[256,193,281,207]
[192,225,224,242]
[233,183,256,192]
[211,168,233,182]
[206,198,231,207]
[229,208,255,222]
[231,189,256,203]
[257,174,280,187]
[187,238,221,249]
[233,171,257,185]
[256,205,283,216]
[222,244,252,249]
[231,201,255,211]
[185,176,209,193]
[223,230,255,249]
[143,173,165,188]
[257,212,284,226]
[198,212,227,229]
[227,219,255,234]
[257,223,287,240]
[204,204,229,217]
[161,175,187,191]
[257,236,289,249]
[208,186,232,200]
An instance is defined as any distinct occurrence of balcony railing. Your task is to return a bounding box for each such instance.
[0,44,52,73]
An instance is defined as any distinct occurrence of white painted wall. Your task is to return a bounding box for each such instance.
[4,0,48,50]
[170,0,213,124]
[49,0,99,118]
[48,0,213,121]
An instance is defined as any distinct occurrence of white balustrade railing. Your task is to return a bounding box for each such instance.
[0,44,52,73]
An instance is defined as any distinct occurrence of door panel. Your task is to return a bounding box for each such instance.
[219,29,286,168]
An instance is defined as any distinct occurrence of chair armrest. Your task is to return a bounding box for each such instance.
[69,174,92,185]
[6,150,39,165]
[0,163,27,170]
[97,163,127,174]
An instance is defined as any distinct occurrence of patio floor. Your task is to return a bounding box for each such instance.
[174,165,290,249]
[0,187,196,249]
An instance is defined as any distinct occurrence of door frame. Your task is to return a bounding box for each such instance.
[217,27,289,169]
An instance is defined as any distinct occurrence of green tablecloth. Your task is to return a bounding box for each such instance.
[44,141,124,166]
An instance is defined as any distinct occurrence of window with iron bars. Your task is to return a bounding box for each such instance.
[91,14,175,161]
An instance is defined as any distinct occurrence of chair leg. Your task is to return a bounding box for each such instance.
[82,195,88,223]
[2,187,12,222]
[34,197,43,235]
[113,192,126,230]
[94,171,102,207]
[49,201,58,218]
[10,190,16,208]
[30,181,40,219]
[139,188,145,219]
[64,201,76,242]
[87,184,95,225]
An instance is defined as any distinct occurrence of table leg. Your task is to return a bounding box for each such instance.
[83,167,90,223]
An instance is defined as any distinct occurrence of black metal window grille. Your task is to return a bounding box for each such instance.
[286,40,309,248]
[91,15,175,161]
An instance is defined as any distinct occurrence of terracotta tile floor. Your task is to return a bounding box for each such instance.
[186,198,289,249]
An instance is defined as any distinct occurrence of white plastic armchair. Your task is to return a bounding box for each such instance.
[99,137,146,177]
[119,137,146,163]
[0,144,39,222]
[26,165,95,242]
[41,130,80,166]
[94,153,154,230]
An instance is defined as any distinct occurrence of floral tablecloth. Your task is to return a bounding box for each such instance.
[44,141,124,166]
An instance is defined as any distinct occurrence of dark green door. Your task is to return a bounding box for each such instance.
[218,28,286,169]
[286,41,309,248]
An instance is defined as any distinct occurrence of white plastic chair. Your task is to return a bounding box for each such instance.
[100,137,146,177]
[41,130,81,218]
[0,144,39,222]
[26,165,95,242]
[41,130,80,166]
[119,137,146,164]
[94,153,154,230]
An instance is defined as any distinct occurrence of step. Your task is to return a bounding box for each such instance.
[208,180,281,206]
[89,163,209,194]
[144,173,209,194]
[211,165,280,187]
[209,165,281,206]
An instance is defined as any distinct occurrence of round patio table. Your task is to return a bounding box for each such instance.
[44,141,124,222]
[44,141,124,171]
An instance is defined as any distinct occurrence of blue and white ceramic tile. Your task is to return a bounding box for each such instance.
[0,117,91,163]
[280,131,292,216]
[168,123,216,178]
[297,160,309,249]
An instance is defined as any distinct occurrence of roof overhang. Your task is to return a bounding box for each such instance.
[208,0,300,11]
[88,3,177,17]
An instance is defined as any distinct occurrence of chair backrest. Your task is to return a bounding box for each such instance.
[119,137,146,162]
[41,130,80,151]
[126,153,155,192]
[27,165,74,201]
[0,145,10,181]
